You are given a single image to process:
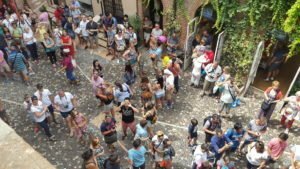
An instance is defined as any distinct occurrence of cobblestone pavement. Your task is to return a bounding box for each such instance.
[0,47,299,169]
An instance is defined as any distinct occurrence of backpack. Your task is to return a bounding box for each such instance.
[203,116,221,130]
[169,146,176,157]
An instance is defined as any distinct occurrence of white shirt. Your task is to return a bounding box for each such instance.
[204,64,222,82]
[193,145,208,165]
[34,89,52,106]
[54,92,74,112]
[291,145,300,161]
[165,74,174,90]
[246,147,269,166]
[220,83,236,103]
[151,28,163,38]
[79,20,89,36]
[23,30,36,45]
[31,101,47,122]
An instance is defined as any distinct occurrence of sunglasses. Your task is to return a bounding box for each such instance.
[158,134,164,137]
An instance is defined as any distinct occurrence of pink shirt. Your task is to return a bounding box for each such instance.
[0,52,8,66]
[92,76,104,94]
[39,12,49,22]
[268,138,287,158]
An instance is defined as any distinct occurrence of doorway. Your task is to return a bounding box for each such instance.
[103,0,124,22]
[143,0,163,28]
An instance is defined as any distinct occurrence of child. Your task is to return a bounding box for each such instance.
[188,118,198,146]
[217,156,235,169]
[70,110,88,145]
[23,94,39,133]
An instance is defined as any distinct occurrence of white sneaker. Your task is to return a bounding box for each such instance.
[284,128,289,134]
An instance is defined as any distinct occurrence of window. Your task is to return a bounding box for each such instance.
[103,0,124,20]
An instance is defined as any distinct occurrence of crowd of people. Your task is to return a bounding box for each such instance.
[0,1,299,169]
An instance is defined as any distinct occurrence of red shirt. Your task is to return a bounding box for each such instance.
[265,87,283,100]
[61,35,75,56]
[61,55,73,71]
[54,8,64,21]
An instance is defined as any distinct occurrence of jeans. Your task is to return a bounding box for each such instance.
[26,43,39,61]
[247,160,259,169]
[46,51,57,64]
[174,76,179,92]
[66,69,76,81]
[133,163,145,169]
[37,118,52,137]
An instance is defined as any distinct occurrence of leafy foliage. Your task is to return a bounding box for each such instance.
[129,15,142,32]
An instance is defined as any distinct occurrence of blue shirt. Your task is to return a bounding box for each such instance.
[128,146,147,167]
[210,135,231,155]
[225,128,245,149]
[8,51,26,71]
[114,83,131,103]
[135,124,148,139]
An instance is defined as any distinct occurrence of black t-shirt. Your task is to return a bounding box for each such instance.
[86,21,98,36]
[120,105,135,123]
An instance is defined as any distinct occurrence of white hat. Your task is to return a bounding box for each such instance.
[63,48,70,53]
[163,69,172,75]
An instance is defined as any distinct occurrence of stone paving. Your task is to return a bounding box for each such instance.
[0,46,299,169]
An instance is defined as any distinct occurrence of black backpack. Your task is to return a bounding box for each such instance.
[169,146,176,157]
[203,115,221,129]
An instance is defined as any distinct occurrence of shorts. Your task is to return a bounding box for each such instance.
[103,102,113,112]
[268,62,281,71]
[0,63,10,73]
[82,36,89,41]
[122,121,136,133]
[144,32,150,42]
[60,109,73,118]
[89,35,98,42]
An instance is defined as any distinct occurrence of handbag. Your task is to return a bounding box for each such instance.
[261,100,271,111]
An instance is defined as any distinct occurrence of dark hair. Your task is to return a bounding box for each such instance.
[93,59,102,71]
[255,141,265,153]
[212,114,220,121]
[125,64,133,74]
[81,149,93,161]
[191,118,198,126]
[108,154,119,164]
[141,76,149,83]
[114,82,123,92]
[105,12,109,17]
[234,122,243,130]
[133,139,141,148]
[201,143,209,152]
[124,97,130,101]
[278,132,289,141]
[163,138,169,146]
[124,14,128,18]
[31,95,38,101]
[36,83,43,90]
[215,128,223,135]
[140,119,148,127]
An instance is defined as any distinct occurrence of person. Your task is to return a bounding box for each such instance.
[92,71,105,106]
[0,99,10,125]
[238,117,267,153]
[267,132,289,164]
[90,137,105,168]
[114,81,132,105]
[114,29,126,60]
[53,27,63,48]
[64,17,76,40]
[192,143,212,169]
[168,57,181,93]
[203,114,222,143]
[164,69,175,109]
[265,46,288,81]
[7,44,29,85]
[258,80,283,122]
[209,128,232,163]
[11,22,23,46]
[225,122,245,152]
[79,15,89,49]
[246,141,268,169]
[100,115,117,151]
[86,15,98,49]
[188,118,198,147]
[123,43,138,66]
[34,84,58,124]
[43,32,57,68]
[106,25,115,58]
[160,139,174,169]
[0,50,11,80]
[191,55,206,88]
[218,77,240,116]
[81,149,99,169]
[115,98,139,140]
[121,14,129,29]
[104,154,121,169]
[123,64,137,93]
[153,72,165,109]
[213,66,231,100]
[23,94,38,132]
[202,30,212,46]
[61,29,75,57]
[30,96,56,141]
[54,6,64,26]
[151,130,168,168]
[280,91,300,133]
[23,27,38,63]
[92,59,103,77]
[60,49,79,84]
[216,156,235,169]
[54,90,77,136]
[142,102,157,138]
[97,87,115,118]
[134,119,149,147]
[143,16,152,46]
[201,62,222,97]
[128,138,147,169]
[167,33,179,55]
[290,145,300,169]
[151,23,163,40]
[70,0,81,24]
[70,110,87,144]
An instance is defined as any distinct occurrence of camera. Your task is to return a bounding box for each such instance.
[64,104,69,109]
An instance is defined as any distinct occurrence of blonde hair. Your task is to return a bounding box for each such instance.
[223,66,230,73]
[294,161,300,169]
[272,80,280,87]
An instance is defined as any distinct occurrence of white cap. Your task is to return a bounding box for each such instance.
[296,91,300,97]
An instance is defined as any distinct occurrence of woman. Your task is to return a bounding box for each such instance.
[61,29,75,58]
[160,139,173,169]
[92,59,103,78]
[114,29,126,60]
[82,149,99,169]
[153,71,165,109]
[218,77,240,116]
[164,69,175,109]
[114,82,132,106]
[143,102,157,138]
[123,64,136,92]
[246,141,268,169]
[92,71,105,106]
[280,91,300,134]
[134,119,150,148]
[70,110,87,144]
[122,42,138,66]
[63,17,76,40]
[23,27,39,62]
[90,137,105,168]
[259,80,283,122]
[43,33,57,68]
[59,49,79,84]
[97,86,115,118]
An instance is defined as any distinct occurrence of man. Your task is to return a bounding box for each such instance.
[54,90,77,136]
[127,26,137,48]
[79,15,89,49]
[31,96,56,141]
[168,58,181,93]
[202,30,212,46]
[143,16,153,46]
[210,128,232,163]
[122,14,129,29]
[128,139,147,169]
[238,117,267,152]
[100,115,117,151]
[151,23,163,39]
[225,122,245,152]
[164,69,174,109]
[267,132,288,164]
[18,14,31,31]
[203,114,222,143]
[151,131,168,168]
[86,15,98,49]
[201,62,222,97]
[7,45,29,85]
[0,50,11,80]
[115,98,139,140]
[167,32,179,55]
[103,13,117,35]
[34,84,58,124]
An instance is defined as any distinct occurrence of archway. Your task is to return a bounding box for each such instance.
[143,0,163,28]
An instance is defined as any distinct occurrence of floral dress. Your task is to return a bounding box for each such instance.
[92,145,105,169]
